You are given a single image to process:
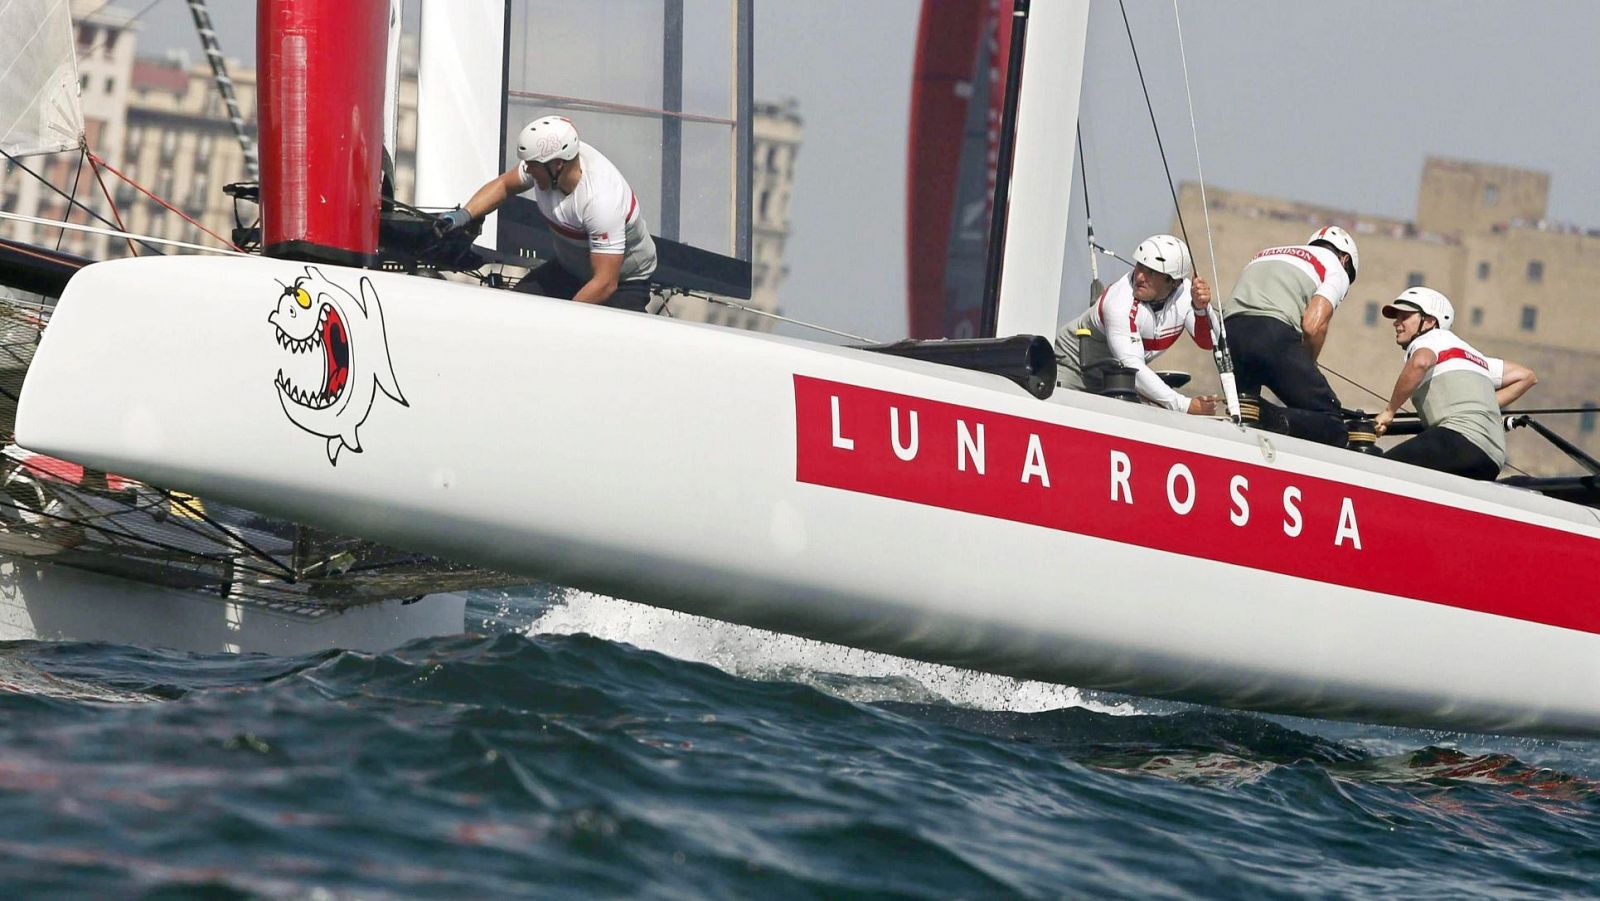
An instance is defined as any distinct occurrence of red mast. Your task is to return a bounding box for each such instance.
[257,0,388,265]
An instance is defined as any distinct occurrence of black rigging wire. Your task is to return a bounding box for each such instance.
[54,148,87,253]
[1118,0,1188,248]
[0,148,166,256]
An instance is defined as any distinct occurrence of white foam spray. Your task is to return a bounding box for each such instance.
[527,588,1135,715]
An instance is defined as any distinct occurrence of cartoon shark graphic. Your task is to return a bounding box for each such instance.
[269,266,407,465]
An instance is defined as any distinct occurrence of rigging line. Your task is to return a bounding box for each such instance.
[73,0,168,58]
[55,147,87,253]
[0,147,165,255]
[161,488,298,578]
[86,151,244,252]
[1170,0,1239,424]
[86,153,137,257]
[1319,361,1391,405]
[1117,0,1187,247]
[1171,2,1217,292]
[659,289,873,343]
[0,210,250,256]
[1077,124,1100,285]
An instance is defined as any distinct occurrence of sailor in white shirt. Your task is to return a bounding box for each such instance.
[1054,234,1220,415]
[435,116,658,311]
[1375,287,1537,480]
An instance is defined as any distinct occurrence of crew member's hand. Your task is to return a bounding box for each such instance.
[1375,408,1395,436]
[1191,276,1211,312]
[433,207,473,237]
[1187,394,1219,416]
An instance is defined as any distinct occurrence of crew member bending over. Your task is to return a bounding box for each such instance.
[1054,235,1220,415]
[1223,226,1358,445]
[1375,287,1537,480]
[434,115,658,311]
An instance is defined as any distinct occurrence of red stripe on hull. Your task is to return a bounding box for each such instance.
[793,375,1600,635]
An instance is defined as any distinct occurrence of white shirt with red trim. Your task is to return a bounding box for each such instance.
[517,141,658,282]
[1405,328,1506,466]
[1056,271,1214,412]
[1226,244,1350,332]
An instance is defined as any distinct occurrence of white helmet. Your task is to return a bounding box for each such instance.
[1133,234,1192,280]
[1382,286,1455,331]
[1308,225,1359,282]
[517,116,580,163]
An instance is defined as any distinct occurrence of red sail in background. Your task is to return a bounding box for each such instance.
[257,0,388,265]
[906,0,1013,339]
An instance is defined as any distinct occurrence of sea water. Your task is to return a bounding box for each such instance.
[0,584,1594,898]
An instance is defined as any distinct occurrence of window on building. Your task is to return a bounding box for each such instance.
[1406,272,1425,288]
[1520,305,1538,331]
[160,131,177,160]
[1484,184,1498,206]
[1476,261,1490,280]
[1583,403,1598,435]
[104,77,115,95]
[1363,302,1378,326]
[1470,307,1483,327]
[1527,260,1544,282]
[79,75,88,93]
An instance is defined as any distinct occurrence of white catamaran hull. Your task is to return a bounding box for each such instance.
[16,257,1600,735]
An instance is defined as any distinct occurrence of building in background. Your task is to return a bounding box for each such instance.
[664,99,801,332]
[1150,156,1600,474]
[1,4,418,263]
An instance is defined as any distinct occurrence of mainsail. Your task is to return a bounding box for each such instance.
[0,0,84,158]
[414,0,753,298]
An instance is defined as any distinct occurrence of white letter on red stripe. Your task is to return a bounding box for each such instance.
[1166,464,1195,515]
[830,395,854,451]
[890,407,919,461]
[1335,497,1362,550]
[1021,434,1050,487]
[1282,486,1303,538]
[1229,475,1250,526]
[1110,451,1133,504]
[958,421,986,474]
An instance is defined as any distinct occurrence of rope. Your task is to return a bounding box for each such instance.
[1118,0,1188,247]
[0,147,163,255]
[0,210,251,257]
[1076,125,1100,287]
[86,151,245,252]
[86,154,138,257]
[658,289,873,343]
[56,148,87,253]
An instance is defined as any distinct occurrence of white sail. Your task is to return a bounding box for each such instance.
[414,0,506,248]
[0,0,84,158]
[994,0,1091,339]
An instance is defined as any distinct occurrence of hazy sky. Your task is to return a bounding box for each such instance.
[126,1,1600,343]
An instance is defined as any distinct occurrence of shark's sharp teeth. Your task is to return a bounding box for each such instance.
[319,307,328,322]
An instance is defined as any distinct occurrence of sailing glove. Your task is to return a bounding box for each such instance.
[433,207,473,237]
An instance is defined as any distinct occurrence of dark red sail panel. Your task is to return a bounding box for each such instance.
[906,0,1014,339]
[257,0,388,265]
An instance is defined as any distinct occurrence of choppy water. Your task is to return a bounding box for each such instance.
[1,585,1597,898]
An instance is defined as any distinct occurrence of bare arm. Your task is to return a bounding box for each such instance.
[461,166,528,219]
[572,252,623,304]
[1301,294,1334,361]
[1375,347,1436,436]
[1496,360,1538,408]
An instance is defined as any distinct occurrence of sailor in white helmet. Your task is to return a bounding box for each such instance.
[1053,234,1220,415]
[1375,287,1537,480]
[435,115,658,311]
[1223,226,1358,445]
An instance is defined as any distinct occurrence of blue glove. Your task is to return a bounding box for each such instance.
[433,207,473,237]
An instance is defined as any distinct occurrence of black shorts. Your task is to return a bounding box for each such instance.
[1384,426,1502,480]
[514,261,652,312]
[1224,314,1346,446]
